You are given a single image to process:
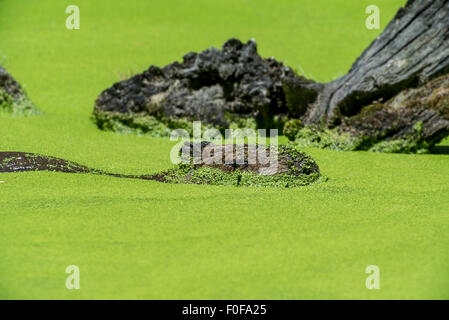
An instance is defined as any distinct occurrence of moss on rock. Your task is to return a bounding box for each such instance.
[93,39,318,136]
[0,67,39,116]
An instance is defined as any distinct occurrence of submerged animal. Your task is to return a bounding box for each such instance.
[0,144,323,188]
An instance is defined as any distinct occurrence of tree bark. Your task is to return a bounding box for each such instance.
[303,0,449,126]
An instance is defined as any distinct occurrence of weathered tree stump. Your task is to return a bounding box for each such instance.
[304,0,449,125]
[283,0,449,153]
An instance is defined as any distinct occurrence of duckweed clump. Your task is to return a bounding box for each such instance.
[93,110,260,137]
[92,111,187,137]
[285,120,433,154]
[163,165,323,188]
[286,125,362,151]
[0,88,38,116]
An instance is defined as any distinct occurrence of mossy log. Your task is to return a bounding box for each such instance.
[304,0,449,125]
[290,0,449,152]
[286,73,449,153]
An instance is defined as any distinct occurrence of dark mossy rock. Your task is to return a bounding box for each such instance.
[159,142,323,187]
[93,38,315,136]
[0,66,38,116]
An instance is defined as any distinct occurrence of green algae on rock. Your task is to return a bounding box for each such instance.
[0,66,39,116]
